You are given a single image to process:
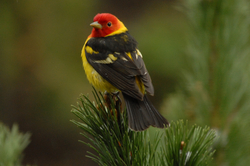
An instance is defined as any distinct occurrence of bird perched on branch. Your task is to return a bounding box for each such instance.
[81,13,168,131]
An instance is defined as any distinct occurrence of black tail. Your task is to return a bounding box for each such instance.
[123,93,169,131]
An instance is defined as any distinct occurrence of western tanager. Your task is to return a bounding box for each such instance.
[81,13,168,131]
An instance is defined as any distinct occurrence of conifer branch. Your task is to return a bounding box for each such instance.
[71,89,216,166]
[162,121,215,166]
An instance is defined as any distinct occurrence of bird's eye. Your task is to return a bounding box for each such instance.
[107,22,112,27]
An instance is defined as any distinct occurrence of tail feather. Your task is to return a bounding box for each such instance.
[123,93,169,131]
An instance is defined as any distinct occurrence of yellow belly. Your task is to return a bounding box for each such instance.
[81,41,118,93]
[85,63,118,93]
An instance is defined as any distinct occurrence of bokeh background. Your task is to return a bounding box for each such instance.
[0,0,187,165]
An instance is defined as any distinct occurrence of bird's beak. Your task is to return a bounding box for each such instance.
[90,21,102,29]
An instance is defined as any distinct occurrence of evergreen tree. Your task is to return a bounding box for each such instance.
[162,0,250,165]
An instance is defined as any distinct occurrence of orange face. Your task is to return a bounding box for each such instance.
[90,13,122,38]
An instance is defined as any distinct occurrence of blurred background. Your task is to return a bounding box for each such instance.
[0,0,187,165]
[2,0,250,165]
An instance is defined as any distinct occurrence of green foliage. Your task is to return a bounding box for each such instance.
[0,123,31,166]
[71,89,159,166]
[71,90,215,166]
[162,0,250,165]
[162,121,215,166]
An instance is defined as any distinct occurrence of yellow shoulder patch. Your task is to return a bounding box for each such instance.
[85,46,99,54]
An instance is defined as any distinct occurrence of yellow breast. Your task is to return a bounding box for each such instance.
[81,39,118,93]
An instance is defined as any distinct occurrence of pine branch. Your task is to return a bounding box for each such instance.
[71,89,158,166]
[162,121,215,166]
[71,89,216,166]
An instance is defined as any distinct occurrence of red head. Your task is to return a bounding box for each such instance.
[89,13,127,38]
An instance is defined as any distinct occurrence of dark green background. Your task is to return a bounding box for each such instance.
[0,0,187,165]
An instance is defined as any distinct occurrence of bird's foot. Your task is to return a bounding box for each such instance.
[102,91,122,119]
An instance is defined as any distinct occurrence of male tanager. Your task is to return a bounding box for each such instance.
[81,13,168,131]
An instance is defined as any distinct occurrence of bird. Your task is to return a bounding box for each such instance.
[81,13,169,131]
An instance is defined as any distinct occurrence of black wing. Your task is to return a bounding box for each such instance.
[85,32,154,100]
